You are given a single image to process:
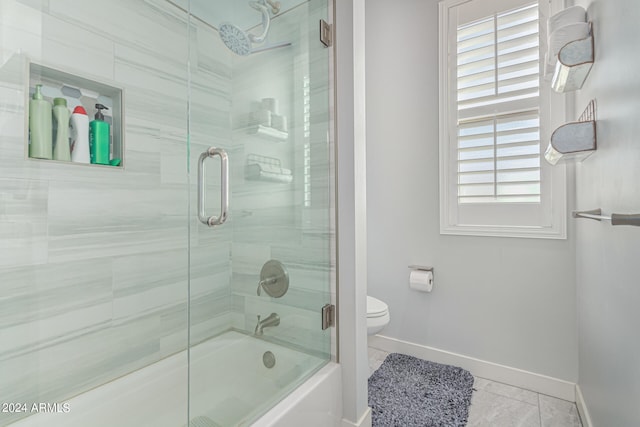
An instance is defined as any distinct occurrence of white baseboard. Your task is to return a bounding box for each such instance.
[369,335,576,402]
[342,407,371,427]
[575,384,594,427]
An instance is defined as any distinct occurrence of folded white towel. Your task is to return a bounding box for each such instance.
[548,5,586,35]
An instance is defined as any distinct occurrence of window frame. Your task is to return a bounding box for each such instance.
[438,0,568,239]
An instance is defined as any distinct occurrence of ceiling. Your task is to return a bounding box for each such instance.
[171,0,306,30]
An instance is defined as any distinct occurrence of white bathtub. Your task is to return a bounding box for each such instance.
[10,331,341,427]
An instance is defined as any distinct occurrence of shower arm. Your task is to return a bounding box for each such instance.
[265,0,281,14]
[249,1,271,44]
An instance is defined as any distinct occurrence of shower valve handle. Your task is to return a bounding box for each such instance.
[256,260,289,298]
[257,276,279,296]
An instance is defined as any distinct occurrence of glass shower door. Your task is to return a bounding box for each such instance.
[0,1,193,426]
[187,0,333,425]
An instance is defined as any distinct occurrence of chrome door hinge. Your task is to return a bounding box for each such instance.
[320,19,332,47]
[321,304,335,330]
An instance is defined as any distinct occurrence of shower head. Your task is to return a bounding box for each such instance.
[219,22,252,56]
[218,0,289,56]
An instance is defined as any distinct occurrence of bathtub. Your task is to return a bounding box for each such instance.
[10,331,342,427]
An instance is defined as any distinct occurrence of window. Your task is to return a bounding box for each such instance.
[439,0,566,239]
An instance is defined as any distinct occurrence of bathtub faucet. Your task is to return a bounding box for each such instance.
[254,313,280,336]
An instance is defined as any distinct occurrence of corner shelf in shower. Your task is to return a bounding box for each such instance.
[26,60,125,168]
[245,153,293,183]
[249,125,289,142]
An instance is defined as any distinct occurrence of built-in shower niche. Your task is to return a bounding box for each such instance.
[27,61,124,167]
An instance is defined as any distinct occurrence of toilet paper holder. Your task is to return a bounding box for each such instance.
[408,265,434,292]
[408,265,433,273]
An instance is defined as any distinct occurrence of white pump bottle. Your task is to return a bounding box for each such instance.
[70,106,90,164]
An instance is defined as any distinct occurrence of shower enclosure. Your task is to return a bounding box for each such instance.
[0,0,334,425]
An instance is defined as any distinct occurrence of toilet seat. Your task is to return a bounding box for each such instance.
[367,296,389,318]
[367,296,390,335]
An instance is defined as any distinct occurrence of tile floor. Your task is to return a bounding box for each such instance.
[368,347,582,427]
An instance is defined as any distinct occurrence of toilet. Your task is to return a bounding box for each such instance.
[367,296,390,335]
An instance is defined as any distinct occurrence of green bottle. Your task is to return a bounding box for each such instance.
[89,103,110,165]
[52,97,71,161]
[29,84,52,159]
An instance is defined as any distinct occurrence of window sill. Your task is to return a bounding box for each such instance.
[440,223,567,240]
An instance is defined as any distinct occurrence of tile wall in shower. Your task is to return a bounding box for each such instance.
[227,0,334,358]
[0,0,232,424]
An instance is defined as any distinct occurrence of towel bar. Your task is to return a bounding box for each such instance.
[572,209,640,227]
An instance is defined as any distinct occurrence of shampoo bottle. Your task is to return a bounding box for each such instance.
[52,97,71,161]
[89,103,110,165]
[70,106,90,164]
[28,84,52,159]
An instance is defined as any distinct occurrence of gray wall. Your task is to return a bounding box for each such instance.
[365,0,578,381]
[573,0,640,425]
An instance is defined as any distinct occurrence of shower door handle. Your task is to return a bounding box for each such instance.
[198,147,229,227]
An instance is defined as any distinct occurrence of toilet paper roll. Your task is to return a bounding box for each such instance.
[409,270,433,293]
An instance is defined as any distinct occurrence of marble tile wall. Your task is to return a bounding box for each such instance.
[0,0,233,424]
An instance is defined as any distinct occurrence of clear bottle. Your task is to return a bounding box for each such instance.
[52,97,71,161]
[28,84,52,159]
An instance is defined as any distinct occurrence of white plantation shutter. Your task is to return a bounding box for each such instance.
[457,113,541,203]
[456,3,541,204]
[439,0,567,238]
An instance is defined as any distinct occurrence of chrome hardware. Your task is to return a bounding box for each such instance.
[254,313,280,336]
[257,260,289,298]
[320,19,332,47]
[265,0,281,14]
[408,265,434,272]
[321,304,335,330]
[262,351,276,368]
[573,209,640,227]
[572,208,604,221]
[197,147,229,227]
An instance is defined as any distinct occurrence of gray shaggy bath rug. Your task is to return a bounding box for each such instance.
[368,353,474,426]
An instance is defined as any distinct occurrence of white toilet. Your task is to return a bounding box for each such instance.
[367,296,390,335]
